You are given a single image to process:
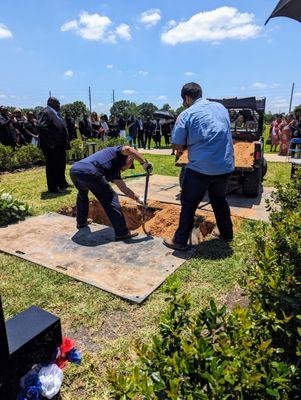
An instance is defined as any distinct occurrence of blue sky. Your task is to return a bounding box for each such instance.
[0,0,300,113]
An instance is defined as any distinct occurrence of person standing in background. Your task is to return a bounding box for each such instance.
[128,115,137,146]
[100,115,109,141]
[118,116,126,139]
[91,112,101,139]
[161,120,172,146]
[14,108,28,144]
[79,114,93,139]
[37,97,70,194]
[0,106,17,148]
[65,112,77,142]
[25,111,39,145]
[108,116,120,139]
[279,113,295,156]
[144,117,154,150]
[153,118,161,148]
[136,117,145,148]
[269,114,282,153]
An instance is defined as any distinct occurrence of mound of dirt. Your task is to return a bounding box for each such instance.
[234,141,255,169]
[61,199,240,242]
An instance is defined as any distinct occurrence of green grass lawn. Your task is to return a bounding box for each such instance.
[0,158,285,399]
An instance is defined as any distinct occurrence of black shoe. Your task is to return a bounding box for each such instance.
[115,231,139,241]
[48,189,60,194]
[163,238,189,252]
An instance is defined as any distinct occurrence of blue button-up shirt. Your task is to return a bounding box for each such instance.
[172,98,234,176]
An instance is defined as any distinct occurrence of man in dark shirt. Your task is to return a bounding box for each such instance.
[70,145,153,240]
[144,117,154,150]
[0,107,17,148]
[136,117,145,148]
[37,97,70,193]
[14,109,29,144]
[65,112,77,141]
[79,114,93,139]
[25,111,39,145]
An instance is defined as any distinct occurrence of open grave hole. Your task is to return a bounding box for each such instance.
[61,199,222,243]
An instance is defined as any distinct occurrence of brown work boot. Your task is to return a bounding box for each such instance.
[163,238,189,252]
[115,231,139,241]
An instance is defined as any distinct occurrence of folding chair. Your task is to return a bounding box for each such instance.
[287,138,301,178]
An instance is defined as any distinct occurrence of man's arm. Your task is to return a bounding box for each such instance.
[172,112,188,156]
[113,179,143,204]
[120,146,153,172]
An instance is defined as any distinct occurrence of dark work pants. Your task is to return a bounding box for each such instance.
[174,168,233,245]
[163,134,170,146]
[138,131,145,148]
[69,167,129,236]
[42,146,68,192]
[145,134,152,149]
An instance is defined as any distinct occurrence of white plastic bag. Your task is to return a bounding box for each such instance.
[38,364,63,399]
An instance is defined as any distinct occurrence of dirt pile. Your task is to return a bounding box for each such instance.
[234,141,256,169]
[61,199,238,243]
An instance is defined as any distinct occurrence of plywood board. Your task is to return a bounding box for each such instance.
[0,213,192,303]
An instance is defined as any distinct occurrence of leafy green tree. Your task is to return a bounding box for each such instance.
[176,105,185,115]
[110,100,138,118]
[137,102,158,119]
[161,103,171,111]
[61,101,89,120]
[294,104,301,113]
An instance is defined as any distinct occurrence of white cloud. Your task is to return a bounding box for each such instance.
[60,95,66,99]
[106,64,114,69]
[161,7,260,45]
[64,69,74,78]
[253,82,280,89]
[269,97,289,112]
[184,71,196,76]
[0,94,7,98]
[61,11,116,42]
[123,90,136,95]
[0,24,12,39]
[140,9,161,28]
[115,23,131,41]
[158,95,167,101]
[61,20,78,32]
[253,82,267,89]
[138,70,149,77]
[295,92,301,98]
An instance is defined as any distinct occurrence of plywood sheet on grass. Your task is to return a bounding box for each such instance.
[0,213,192,303]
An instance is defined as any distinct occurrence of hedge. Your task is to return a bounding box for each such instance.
[0,137,127,172]
[109,170,301,399]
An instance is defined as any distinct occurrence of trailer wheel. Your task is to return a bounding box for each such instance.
[243,168,262,197]
[262,158,268,178]
[179,167,185,188]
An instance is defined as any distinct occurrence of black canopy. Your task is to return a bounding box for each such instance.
[208,97,266,112]
[153,110,174,119]
[265,0,301,25]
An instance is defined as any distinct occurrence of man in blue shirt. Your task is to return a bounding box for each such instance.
[163,83,234,251]
[70,146,152,241]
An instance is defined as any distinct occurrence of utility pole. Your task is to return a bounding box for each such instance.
[88,86,92,114]
[289,82,295,113]
[49,90,52,98]
[112,89,115,105]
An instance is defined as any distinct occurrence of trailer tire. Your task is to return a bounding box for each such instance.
[243,168,262,197]
[262,158,268,178]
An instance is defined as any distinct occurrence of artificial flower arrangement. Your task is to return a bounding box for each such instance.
[17,337,82,400]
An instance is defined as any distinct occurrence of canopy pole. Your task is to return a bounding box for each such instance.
[289,82,295,113]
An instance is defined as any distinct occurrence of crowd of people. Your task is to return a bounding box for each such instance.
[268,112,301,155]
[0,104,176,151]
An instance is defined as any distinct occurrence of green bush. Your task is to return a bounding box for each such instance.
[0,144,14,171]
[109,172,301,399]
[0,191,31,226]
[13,144,45,168]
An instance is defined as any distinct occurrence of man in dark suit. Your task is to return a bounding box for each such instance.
[0,107,17,148]
[136,117,145,148]
[144,117,154,150]
[37,97,70,193]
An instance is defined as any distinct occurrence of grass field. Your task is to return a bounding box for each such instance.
[0,157,286,398]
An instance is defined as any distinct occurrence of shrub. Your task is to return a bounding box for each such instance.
[0,191,31,226]
[109,172,301,399]
[0,144,14,171]
[13,144,45,168]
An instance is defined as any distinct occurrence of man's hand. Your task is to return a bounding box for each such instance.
[135,196,144,205]
[142,161,153,174]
